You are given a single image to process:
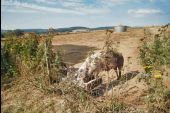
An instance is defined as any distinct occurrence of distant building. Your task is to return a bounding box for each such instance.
[72,29,89,33]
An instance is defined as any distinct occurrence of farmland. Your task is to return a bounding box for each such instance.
[1,27,170,113]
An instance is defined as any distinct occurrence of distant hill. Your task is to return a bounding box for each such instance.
[1,26,132,34]
[1,29,47,34]
[56,26,89,32]
[1,29,10,33]
[91,26,114,30]
[21,29,48,33]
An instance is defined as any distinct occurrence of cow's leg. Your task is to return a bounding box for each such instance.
[114,68,119,80]
[118,70,121,80]
[117,67,122,80]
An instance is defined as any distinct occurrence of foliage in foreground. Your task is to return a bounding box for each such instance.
[1,33,66,86]
[139,26,170,113]
[1,34,39,77]
[139,27,170,71]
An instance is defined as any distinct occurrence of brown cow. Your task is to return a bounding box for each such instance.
[90,50,124,80]
[76,50,124,87]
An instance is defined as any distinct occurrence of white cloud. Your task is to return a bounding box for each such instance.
[128,9,161,14]
[62,1,84,7]
[100,0,142,6]
[1,0,110,15]
[1,0,83,14]
[57,0,109,14]
[128,8,161,17]
[1,8,38,13]
[34,0,56,4]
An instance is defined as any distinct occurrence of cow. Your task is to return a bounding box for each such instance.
[76,50,124,88]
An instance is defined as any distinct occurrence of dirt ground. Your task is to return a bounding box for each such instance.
[52,28,147,104]
[52,28,169,105]
[52,28,144,73]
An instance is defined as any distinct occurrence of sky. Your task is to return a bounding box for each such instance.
[1,0,170,29]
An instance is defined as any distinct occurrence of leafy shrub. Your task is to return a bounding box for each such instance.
[1,33,67,83]
[2,29,24,38]
[139,26,170,113]
[139,28,170,71]
[1,35,40,77]
[146,77,169,113]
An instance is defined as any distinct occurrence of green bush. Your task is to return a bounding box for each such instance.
[139,29,170,72]
[146,77,169,113]
[139,27,170,112]
[1,35,40,77]
[1,33,68,90]
[2,29,24,38]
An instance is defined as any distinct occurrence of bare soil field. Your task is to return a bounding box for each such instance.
[52,28,144,73]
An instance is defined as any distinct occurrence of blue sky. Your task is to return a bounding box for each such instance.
[1,0,170,29]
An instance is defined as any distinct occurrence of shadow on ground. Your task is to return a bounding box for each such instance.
[90,71,140,97]
[53,44,97,65]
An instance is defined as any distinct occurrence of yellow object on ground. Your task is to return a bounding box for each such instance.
[153,70,161,79]
[154,74,161,79]
[143,66,153,69]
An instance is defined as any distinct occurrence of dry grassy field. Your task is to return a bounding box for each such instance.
[1,28,170,113]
